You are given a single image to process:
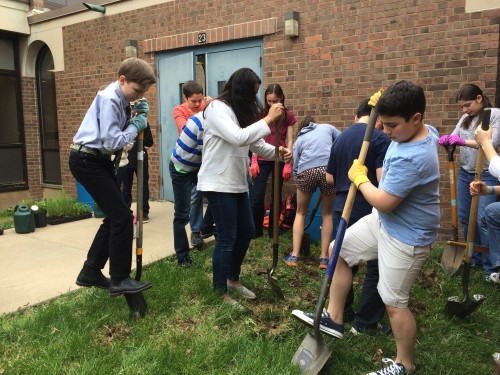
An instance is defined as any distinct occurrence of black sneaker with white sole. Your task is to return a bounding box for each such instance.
[291,308,344,339]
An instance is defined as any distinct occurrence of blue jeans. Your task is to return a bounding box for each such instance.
[205,191,255,293]
[334,211,385,327]
[484,202,500,272]
[169,162,200,262]
[251,160,284,237]
[457,168,496,274]
[190,184,203,232]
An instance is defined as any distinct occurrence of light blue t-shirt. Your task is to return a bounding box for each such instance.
[379,125,440,246]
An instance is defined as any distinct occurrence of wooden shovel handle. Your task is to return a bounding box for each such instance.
[464,108,491,261]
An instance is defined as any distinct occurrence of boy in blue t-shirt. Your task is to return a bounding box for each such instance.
[293,81,440,375]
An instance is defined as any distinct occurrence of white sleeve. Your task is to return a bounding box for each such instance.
[488,155,500,180]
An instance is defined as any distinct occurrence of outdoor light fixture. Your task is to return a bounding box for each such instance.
[83,2,106,14]
[284,11,299,38]
[125,40,138,58]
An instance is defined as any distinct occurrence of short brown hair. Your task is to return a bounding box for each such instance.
[118,57,156,86]
[182,80,204,98]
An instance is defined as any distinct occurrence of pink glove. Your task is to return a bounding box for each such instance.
[438,135,450,146]
[448,134,466,146]
[282,163,292,181]
[250,155,260,179]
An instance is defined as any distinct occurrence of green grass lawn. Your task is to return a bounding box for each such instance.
[0,232,498,374]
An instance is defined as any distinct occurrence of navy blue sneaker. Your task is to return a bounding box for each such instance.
[350,322,392,336]
[291,308,344,339]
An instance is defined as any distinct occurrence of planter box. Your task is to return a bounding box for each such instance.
[46,212,92,225]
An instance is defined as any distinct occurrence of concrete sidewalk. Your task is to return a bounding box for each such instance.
[0,200,177,315]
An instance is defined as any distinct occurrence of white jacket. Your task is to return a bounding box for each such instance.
[197,100,276,193]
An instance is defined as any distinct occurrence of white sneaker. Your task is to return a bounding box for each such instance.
[490,272,500,284]
[222,297,245,312]
[227,282,256,300]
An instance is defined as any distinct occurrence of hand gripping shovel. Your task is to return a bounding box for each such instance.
[440,144,464,276]
[124,129,148,318]
[300,194,322,257]
[445,108,490,319]
[268,118,285,300]
[292,91,381,374]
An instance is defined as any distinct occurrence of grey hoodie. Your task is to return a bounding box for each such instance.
[293,122,341,178]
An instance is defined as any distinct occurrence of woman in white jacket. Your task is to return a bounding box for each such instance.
[197,68,291,309]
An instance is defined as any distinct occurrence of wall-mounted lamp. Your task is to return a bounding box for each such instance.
[285,11,299,38]
[124,40,138,58]
[83,2,106,14]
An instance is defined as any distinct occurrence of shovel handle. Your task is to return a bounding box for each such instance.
[464,108,490,262]
[135,130,144,281]
[313,105,379,336]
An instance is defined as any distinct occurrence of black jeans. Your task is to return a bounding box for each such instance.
[69,150,134,280]
[334,211,385,327]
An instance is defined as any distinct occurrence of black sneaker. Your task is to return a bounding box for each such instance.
[190,232,204,247]
[201,225,216,238]
[350,322,392,336]
[291,308,344,339]
[76,267,110,289]
[109,277,152,297]
[143,214,150,223]
[178,255,194,268]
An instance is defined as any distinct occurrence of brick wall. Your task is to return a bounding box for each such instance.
[21,76,43,200]
[54,0,500,240]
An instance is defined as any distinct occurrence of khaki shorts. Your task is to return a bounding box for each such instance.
[332,210,430,308]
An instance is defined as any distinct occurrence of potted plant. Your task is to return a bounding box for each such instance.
[35,192,92,225]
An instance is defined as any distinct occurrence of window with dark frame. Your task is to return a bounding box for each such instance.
[0,36,28,191]
[36,45,62,185]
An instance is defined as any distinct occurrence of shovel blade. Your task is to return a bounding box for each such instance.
[440,243,464,276]
[445,294,486,319]
[124,292,148,319]
[292,333,332,375]
[267,272,285,300]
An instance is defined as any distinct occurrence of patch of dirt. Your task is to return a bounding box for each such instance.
[175,317,199,331]
[409,300,428,315]
[417,268,440,289]
[95,323,132,346]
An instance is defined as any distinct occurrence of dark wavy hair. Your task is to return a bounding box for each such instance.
[210,68,262,128]
[455,84,492,130]
[376,80,426,122]
[263,83,288,126]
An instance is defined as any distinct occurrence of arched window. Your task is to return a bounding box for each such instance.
[36,45,61,185]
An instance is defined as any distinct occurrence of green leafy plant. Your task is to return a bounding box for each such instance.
[0,192,92,228]
[35,192,92,218]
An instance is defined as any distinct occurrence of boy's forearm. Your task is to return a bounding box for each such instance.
[358,183,401,213]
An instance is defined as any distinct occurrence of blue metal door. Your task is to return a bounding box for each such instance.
[157,40,262,201]
[157,51,194,201]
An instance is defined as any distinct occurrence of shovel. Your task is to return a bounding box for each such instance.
[300,194,322,257]
[292,97,380,374]
[267,117,285,300]
[440,144,463,276]
[124,129,148,318]
[445,108,490,319]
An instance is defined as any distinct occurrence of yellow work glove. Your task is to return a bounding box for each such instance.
[368,88,384,107]
[348,159,369,188]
